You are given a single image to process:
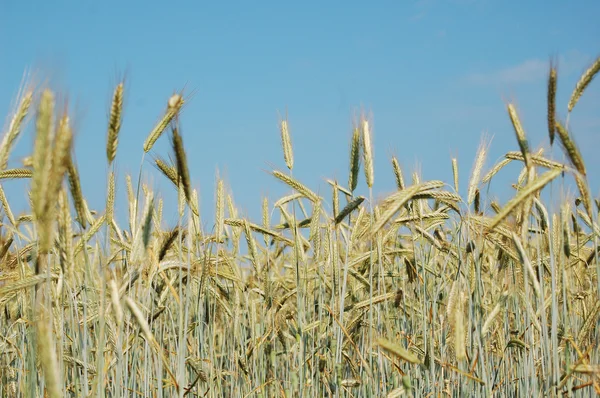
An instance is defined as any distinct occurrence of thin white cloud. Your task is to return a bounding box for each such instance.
[466,59,548,85]
[465,51,592,86]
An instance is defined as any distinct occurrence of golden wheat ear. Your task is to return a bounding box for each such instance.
[279,115,294,171]
[106,82,124,164]
[0,89,33,171]
[554,120,586,177]
[568,55,600,113]
[361,115,374,189]
[507,103,530,169]
[171,124,191,203]
[144,92,185,153]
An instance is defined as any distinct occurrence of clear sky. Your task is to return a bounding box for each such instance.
[1,0,599,229]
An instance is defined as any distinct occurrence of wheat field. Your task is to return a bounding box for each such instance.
[0,56,599,397]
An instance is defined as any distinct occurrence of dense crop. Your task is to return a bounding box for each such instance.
[0,56,599,397]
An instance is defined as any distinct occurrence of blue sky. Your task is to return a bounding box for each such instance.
[1,0,599,229]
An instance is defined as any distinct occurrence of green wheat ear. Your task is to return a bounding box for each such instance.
[107,82,124,164]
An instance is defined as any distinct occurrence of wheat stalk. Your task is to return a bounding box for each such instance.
[36,300,63,398]
[454,291,467,361]
[512,232,541,298]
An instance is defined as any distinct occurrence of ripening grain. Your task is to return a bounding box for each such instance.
[0,54,598,398]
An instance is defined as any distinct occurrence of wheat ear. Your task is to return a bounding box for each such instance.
[467,137,489,205]
[31,89,55,223]
[106,82,124,163]
[391,156,405,190]
[0,90,33,170]
[143,93,184,152]
[348,126,361,192]
[489,168,562,230]
[547,61,557,146]
[507,104,530,169]
[555,120,586,176]
[280,116,294,171]
[568,55,600,113]
[171,125,191,202]
[361,116,374,188]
